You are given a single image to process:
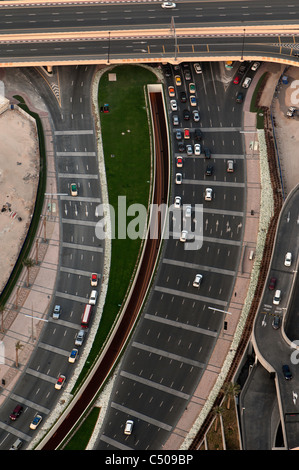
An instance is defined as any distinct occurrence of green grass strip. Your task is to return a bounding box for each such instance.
[73,65,157,388]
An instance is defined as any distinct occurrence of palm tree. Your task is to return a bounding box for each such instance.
[23,257,35,287]
[222,382,241,409]
[213,405,224,432]
[15,341,23,368]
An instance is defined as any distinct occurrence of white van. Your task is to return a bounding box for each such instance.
[227,160,234,172]
[284,252,292,267]
[273,290,281,305]
[89,290,98,305]
[75,329,85,346]
[9,438,23,450]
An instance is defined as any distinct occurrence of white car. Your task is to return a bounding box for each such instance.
[174,196,181,209]
[193,110,200,122]
[175,173,182,184]
[161,2,176,8]
[124,419,134,435]
[170,99,177,111]
[89,290,98,305]
[284,252,292,267]
[251,62,260,71]
[185,205,192,217]
[242,77,252,88]
[273,289,281,305]
[194,62,202,74]
[194,143,201,155]
[205,188,213,201]
[193,274,203,287]
[186,144,193,155]
[52,305,61,320]
[180,230,188,242]
[286,106,296,117]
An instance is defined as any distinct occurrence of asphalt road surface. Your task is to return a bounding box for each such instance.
[96,60,249,450]
[0,65,104,450]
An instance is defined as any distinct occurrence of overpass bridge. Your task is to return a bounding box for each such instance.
[0,0,299,68]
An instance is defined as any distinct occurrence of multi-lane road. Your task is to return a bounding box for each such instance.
[0,58,296,451]
[95,60,251,450]
[0,0,298,33]
[0,65,104,450]
[0,1,299,65]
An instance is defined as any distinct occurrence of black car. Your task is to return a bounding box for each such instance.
[183,109,190,120]
[282,364,292,380]
[194,129,202,141]
[164,66,171,77]
[272,316,281,330]
[205,165,213,176]
[180,91,187,103]
[178,142,185,152]
[238,62,249,75]
[203,147,211,158]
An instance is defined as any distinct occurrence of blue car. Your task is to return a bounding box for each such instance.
[68,348,79,363]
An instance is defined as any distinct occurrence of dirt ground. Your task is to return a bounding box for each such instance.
[0,109,39,293]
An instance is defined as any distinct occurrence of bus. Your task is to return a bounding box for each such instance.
[81,304,92,328]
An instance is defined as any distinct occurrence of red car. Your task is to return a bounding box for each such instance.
[91,273,98,286]
[10,404,23,421]
[268,277,277,290]
[233,75,241,85]
[184,129,190,139]
[176,156,183,168]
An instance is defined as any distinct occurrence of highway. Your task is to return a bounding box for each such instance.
[0,1,298,65]
[241,185,299,449]
[0,36,295,65]
[0,1,299,32]
[95,60,249,450]
[0,0,297,452]
[248,188,299,448]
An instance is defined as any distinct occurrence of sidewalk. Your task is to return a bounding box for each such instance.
[0,104,60,406]
[163,66,266,450]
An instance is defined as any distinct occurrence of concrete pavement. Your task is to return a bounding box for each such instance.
[0,101,60,407]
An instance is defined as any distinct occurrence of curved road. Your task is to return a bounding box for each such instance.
[41,88,169,449]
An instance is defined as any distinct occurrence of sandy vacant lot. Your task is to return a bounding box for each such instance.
[0,110,39,293]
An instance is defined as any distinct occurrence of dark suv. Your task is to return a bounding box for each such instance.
[236,92,244,103]
[194,129,202,141]
[10,404,23,421]
[203,147,211,158]
[282,365,292,380]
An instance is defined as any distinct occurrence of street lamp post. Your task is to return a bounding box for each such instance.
[208,306,232,331]
[241,28,246,61]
